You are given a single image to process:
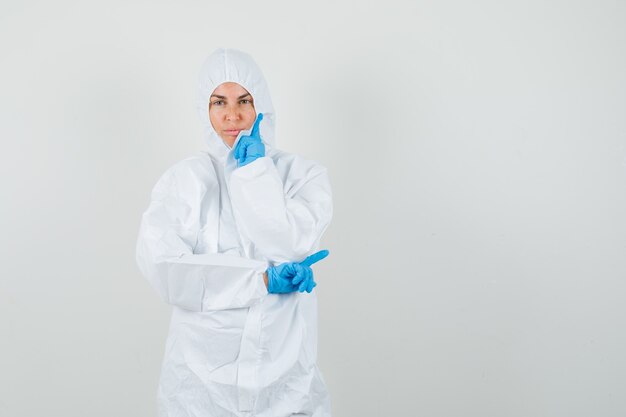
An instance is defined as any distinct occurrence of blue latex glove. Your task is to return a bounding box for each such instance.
[267,250,330,294]
[234,113,265,167]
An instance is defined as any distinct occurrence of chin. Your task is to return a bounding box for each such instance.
[221,137,236,147]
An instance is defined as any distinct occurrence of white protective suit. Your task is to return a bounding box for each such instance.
[135,48,334,417]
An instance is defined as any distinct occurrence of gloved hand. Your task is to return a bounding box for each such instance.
[234,113,265,167]
[266,250,330,294]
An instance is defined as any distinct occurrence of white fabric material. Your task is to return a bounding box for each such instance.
[136,48,334,417]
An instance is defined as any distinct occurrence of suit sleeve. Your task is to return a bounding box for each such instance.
[135,165,268,312]
[227,156,333,264]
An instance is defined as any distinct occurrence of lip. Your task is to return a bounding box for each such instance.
[223,129,241,136]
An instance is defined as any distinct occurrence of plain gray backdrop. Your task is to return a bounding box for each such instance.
[1,1,625,416]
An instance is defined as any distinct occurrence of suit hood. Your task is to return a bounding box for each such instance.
[195,48,276,161]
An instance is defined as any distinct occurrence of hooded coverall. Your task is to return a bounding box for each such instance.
[136,48,334,417]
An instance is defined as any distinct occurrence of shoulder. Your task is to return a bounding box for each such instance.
[158,153,215,183]
[161,152,214,179]
[268,148,329,180]
[152,153,217,197]
[266,148,331,197]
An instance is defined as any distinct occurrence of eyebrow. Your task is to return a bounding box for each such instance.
[210,93,252,100]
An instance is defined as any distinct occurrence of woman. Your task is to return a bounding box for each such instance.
[136,48,334,417]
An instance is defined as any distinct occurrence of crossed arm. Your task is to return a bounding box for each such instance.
[136,156,332,311]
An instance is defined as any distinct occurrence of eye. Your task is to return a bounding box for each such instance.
[211,100,224,106]
[240,99,252,105]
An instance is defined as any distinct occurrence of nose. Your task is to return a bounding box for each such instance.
[225,107,241,121]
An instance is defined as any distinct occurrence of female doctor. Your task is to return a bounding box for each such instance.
[135,48,334,417]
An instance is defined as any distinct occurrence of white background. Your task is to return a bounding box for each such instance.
[1,1,625,416]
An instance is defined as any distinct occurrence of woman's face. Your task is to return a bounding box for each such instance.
[208,82,257,148]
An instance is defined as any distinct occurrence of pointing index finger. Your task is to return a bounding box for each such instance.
[251,113,264,137]
[300,249,329,267]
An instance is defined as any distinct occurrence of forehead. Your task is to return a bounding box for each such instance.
[211,82,251,97]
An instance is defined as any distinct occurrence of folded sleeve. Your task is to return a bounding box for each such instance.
[136,165,268,312]
[228,156,333,264]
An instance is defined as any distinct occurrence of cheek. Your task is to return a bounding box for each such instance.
[246,108,257,127]
[208,109,221,128]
